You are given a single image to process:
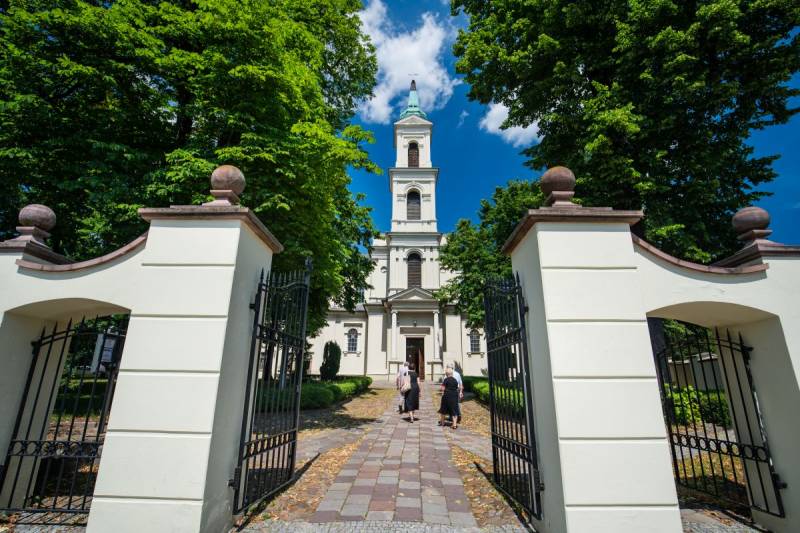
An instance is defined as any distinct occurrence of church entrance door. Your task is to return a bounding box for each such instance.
[405,337,425,380]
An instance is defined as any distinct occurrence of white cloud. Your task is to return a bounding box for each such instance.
[457,110,469,127]
[358,0,459,124]
[479,103,540,147]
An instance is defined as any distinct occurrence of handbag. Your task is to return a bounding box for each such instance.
[400,373,411,393]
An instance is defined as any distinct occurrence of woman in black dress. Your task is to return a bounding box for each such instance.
[403,363,420,423]
[439,367,459,429]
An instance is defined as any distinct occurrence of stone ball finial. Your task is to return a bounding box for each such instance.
[732,206,772,243]
[540,166,576,196]
[19,204,56,232]
[210,165,245,195]
[540,166,576,207]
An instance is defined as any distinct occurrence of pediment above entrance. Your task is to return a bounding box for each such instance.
[387,287,435,302]
[385,287,440,311]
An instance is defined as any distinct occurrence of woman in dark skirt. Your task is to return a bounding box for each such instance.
[438,367,460,429]
[403,363,420,422]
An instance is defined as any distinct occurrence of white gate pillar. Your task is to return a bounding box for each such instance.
[84,167,283,533]
[503,167,681,533]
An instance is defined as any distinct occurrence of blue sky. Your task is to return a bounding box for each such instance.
[350,0,800,245]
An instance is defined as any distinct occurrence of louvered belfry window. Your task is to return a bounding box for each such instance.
[407,190,421,220]
[407,253,422,288]
[408,142,419,167]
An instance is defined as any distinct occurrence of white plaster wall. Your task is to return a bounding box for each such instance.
[512,222,682,533]
[0,217,279,533]
[0,310,56,473]
[365,310,388,376]
[461,326,487,377]
[394,122,432,168]
[634,250,800,531]
[199,224,274,533]
[512,230,567,533]
[308,313,367,376]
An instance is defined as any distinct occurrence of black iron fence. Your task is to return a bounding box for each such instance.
[483,274,542,520]
[0,316,127,525]
[231,261,312,515]
[652,323,785,517]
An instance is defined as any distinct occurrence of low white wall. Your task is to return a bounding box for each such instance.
[635,249,800,531]
[0,209,279,533]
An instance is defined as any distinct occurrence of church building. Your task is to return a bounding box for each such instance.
[309,81,486,381]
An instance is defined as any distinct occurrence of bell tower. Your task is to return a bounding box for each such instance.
[390,80,439,233]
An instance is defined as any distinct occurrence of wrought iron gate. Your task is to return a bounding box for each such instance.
[483,274,542,520]
[652,324,785,516]
[232,261,312,514]
[0,316,127,525]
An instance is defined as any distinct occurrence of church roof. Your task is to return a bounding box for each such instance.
[399,80,427,119]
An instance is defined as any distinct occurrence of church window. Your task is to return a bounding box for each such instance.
[407,253,422,288]
[408,141,419,167]
[407,190,421,220]
[469,329,481,352]
[347,328,358,352]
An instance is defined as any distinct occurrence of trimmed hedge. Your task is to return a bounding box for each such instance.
[257,376,372,410]
[462,377,524,416]
[302,376,372,410]
[665,385,731,427]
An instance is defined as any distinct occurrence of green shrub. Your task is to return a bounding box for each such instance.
[300,383,335,409]
[320,341,341,381]
[698,390,732,428]
[462,376,481,392]
[327,381,357,400]
[664,386,731,427]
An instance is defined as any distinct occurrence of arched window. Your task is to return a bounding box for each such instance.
[407,190,421,220]
[347,328,358,352]
[469,329,481,353]
[407,253,422,288]
[408,141,419,167]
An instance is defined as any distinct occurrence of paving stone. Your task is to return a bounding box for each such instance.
[449,511,479,527]
[340,504,368,517]
[369,499,395,511]
[396,496,422,508]
[365,510,394,521]
[422,513,451,525]
[345,494,371,505]
[316,499,344,512]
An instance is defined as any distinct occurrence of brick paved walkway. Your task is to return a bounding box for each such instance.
[310,385,478,527]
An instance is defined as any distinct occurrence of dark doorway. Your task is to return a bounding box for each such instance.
[406,337,425,380]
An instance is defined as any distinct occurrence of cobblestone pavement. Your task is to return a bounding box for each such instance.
[310,385,478,527]
[244,520,527,532]
[442,424,491,462]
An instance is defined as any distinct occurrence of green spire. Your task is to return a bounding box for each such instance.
[399,80,427,119]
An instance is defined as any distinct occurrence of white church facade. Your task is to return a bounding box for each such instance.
[309,82,486,380]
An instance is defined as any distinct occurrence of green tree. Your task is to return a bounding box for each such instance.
[0,0,378,335]
[438,181,543,326]
[319,340,341,381]
[452,0,800,263]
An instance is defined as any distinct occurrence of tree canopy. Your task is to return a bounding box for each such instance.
[437,181,543,327]
[443,0,799,326]
[452,0,799,263]
[0,0,379,335]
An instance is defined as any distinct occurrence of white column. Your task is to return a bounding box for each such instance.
[432,310,440,360]
[509,214,681,533]
[391,310,399,361]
